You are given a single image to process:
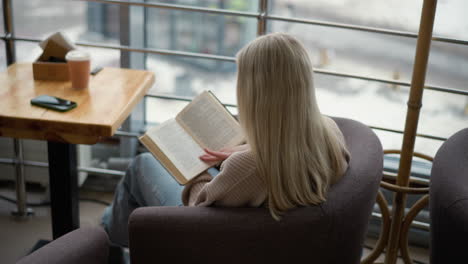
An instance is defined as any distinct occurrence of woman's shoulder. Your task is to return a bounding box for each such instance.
[220,149,256,171]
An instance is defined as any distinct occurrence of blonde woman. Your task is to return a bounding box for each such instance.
[102,33,350,248]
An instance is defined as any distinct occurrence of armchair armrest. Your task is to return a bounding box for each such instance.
[16,227,109,264]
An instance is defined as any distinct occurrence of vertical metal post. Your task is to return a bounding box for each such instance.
[2,0,15,64]
[143,0,148,126]
[119,0,146,157]
[384,0,437,263]
[257,0,268,36]
[3,0,31,218]
[216,0,225,71]
[13,140,26,214]
[11,139,33,218]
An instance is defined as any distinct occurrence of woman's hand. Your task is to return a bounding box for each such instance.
[199,144,249,163]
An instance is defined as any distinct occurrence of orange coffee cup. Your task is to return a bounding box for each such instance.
[66,50,91,89]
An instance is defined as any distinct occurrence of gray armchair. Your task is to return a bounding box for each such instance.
[16,227,109,264]
[430,128,468,264]
[128,117,383,264]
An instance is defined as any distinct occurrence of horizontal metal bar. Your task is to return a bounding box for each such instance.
[1,35,463,141]
[422,84,468,96]
[266,14,468,47]
[369,125,447,141]
[114,130,141,138]
[81,0,468,47]
[0,158,125,177]
[411,220,430,231]
[23,160,48,168]
[4,35,236,62]
[71,40,237,62]
[145,92,238,108]
[77,166,125,177]
[5,35,468,97]
[145,93,448,142]
[316,68,468,96]
[81,0,259,18]
[266,14,419,38]
[432,35,468,46]
[315,68,409,86]
[0,158,15,165]
[0,158,49,168]
[372,212,429,231]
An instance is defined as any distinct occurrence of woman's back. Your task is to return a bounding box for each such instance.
[183,116,349,210]
[235,33,350,218]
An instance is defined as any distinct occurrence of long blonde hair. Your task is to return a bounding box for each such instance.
[236,33,346,220]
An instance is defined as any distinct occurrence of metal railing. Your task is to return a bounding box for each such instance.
[2,34,468,99]
[2,0,464,194]
[81,0,468,46]
[1,1,460,262]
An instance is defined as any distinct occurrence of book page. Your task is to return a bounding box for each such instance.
[148,119,209,180]
[176,91,244,150]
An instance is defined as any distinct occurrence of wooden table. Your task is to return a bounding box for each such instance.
[0,63,155,239]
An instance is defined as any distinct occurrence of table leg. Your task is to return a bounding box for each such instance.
[47,141,79,239]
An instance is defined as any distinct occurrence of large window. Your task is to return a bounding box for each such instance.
[11,0,121,68]
[4,0,466,157]
[2,0,468,249]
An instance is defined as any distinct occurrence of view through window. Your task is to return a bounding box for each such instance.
[1,2,467,242]
[3,0,467,157]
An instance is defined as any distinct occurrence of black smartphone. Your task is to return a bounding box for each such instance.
[30,95,77,112]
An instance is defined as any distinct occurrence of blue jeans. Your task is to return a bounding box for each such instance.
[102,153,219,247]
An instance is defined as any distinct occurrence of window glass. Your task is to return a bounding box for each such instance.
[425,41,468,92]
[15,41,43,63]
[269,1,421,31]
[11,0,121,69]
[375,130,403,154]
[145,97,238,126]
[269,0,468,40]
[146,97,189,125]
[419,89,468,141]
[414,137,444,159]
[13,0,119,46]
[0,42,6,71]
[268,1,468,158]
[433,0,467,40]
[15,41,120,69]
[146,0,259,12]
[314,74,409,153]
[146,9,257,57]
[146,54,238,104]
[0,3,4,35]
[268,21,418,83]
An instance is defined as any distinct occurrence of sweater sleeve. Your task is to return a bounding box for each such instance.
[181,171,213,206]
[181,150,266,207]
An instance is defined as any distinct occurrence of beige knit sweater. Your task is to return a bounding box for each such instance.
[181,117,350,207]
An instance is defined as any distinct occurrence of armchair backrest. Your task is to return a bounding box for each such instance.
[129,117,383,264]
[430,128,468,264]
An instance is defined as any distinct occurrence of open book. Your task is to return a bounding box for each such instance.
[139,91,244,185]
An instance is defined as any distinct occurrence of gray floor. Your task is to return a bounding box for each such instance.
[0,183,429,264]
[0,185,113,264]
